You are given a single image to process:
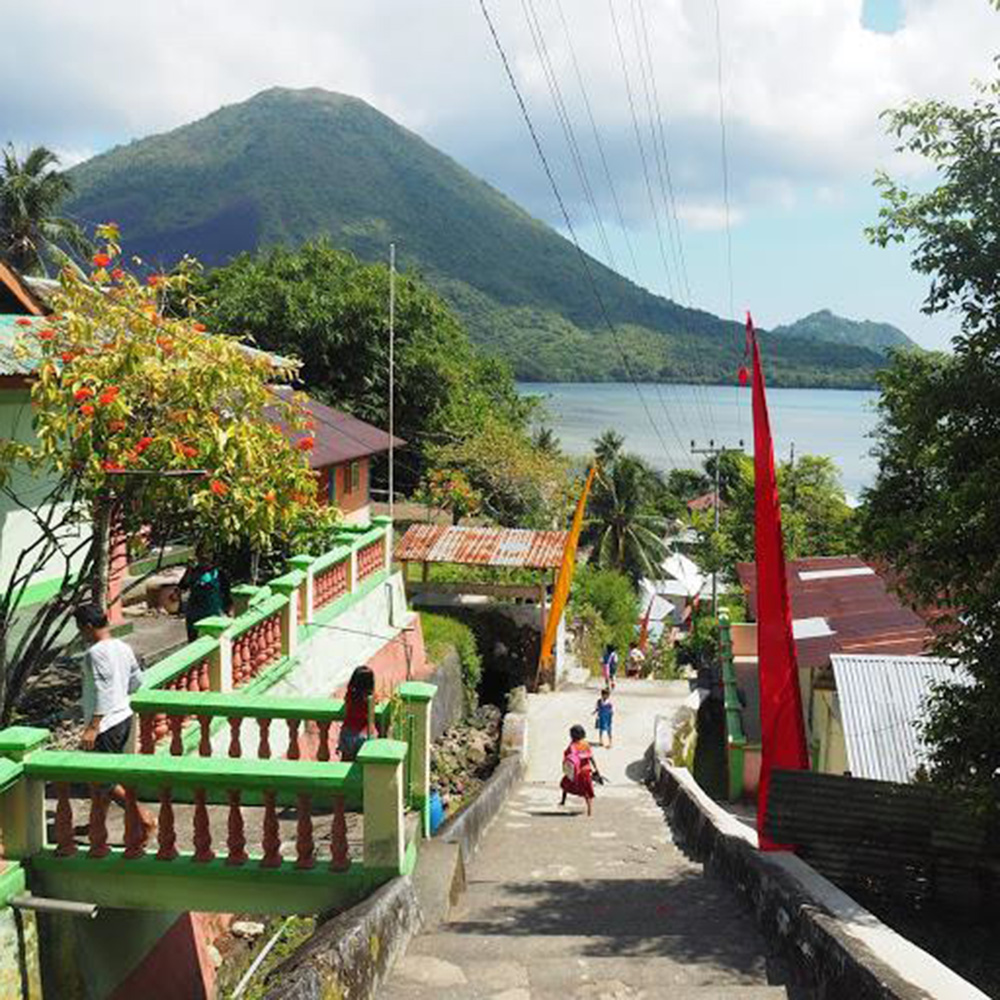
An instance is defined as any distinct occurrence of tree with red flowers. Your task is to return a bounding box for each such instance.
[0,226,335,719]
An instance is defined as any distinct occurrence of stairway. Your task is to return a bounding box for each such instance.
[381,680,793,1000]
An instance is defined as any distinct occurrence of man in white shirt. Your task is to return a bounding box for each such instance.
[75,604,155,837]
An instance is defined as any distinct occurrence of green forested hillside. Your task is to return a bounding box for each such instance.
[65,87,887,387]
[770,309,916,353]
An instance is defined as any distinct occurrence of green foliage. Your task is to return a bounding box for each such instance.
[421,611,482,705]
[0,144,89,275]
[63,87,887,388]
[861,49,1000,806]
[570,564,638,658]
[770,309,916,353]
[583,454,669,583]
[690,451,857,574]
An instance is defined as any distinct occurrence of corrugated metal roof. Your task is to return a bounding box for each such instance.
[831,654,966,783]
[736,556,932,668]
[0,315,44,376]
[264,386,404,468]
[394,524,569,569]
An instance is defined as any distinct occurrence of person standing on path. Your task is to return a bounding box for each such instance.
[601,643,619,689]
[560,724,602,816]
[593,687,614,748]
[75,603,156,839]
[180,543,234,641]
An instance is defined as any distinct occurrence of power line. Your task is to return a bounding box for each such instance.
[476,0,680,472]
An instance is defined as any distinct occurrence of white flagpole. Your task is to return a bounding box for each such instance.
[388,243,396,524]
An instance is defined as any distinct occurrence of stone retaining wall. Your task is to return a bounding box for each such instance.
[655,761,987,1000]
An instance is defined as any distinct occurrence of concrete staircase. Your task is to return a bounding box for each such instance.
[382,680,794,1000]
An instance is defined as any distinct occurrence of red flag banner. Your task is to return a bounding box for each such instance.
[749,312,809,850]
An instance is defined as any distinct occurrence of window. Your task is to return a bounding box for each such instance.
[350,460,361,494]
[328,467,337,504]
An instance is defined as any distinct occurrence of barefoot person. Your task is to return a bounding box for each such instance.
[559,724,602,817]
[75,604,156,839]
[337,665,376,762]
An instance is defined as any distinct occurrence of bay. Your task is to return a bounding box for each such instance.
[518,382,880,501]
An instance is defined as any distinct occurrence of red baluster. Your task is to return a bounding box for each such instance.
[260,791,282,868]
[123,787,146,860]
[168,715,184,755]
[330,795,349,871]
[317,721,332,762]
[226,789,248,865]
[258,718,272,759]
[198,715,212,757]
[287,719,301,760]
[232,637,243,685]
[139,714,156,754]
[269,616,279,661]
[157,787,179,861]
[228,717,242,758]
[200,658,211,691]
[54,782,76,857]
[87,784,110,858]
[295,793,315,869]
[192,788,215,862]
[154,713,169,740]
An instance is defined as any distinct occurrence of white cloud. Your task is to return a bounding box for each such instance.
[677,200,746,231]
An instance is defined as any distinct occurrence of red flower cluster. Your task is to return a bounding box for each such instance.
[79,404,95,418]
[111,268,125,282]
[74,387,94,402]
[109,420,126,433]
[156,336,174,353]
[134,436,154,455]
[92,253,111,268]
[61,351,75,363]
[102,459,124,473]
[98,386,120,406]
[146,274,163,288]
[15,318,31,327]
[181,444,198,459]
[37,328,55,341]
[192,321,207,332]
[210,480,229,497]
[296,436,315,451]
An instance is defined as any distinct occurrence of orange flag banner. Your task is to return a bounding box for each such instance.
[538,464,597,675]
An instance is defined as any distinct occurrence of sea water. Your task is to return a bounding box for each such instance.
[519,382,880,501]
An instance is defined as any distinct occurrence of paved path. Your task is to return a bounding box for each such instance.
[384,678,791,1000]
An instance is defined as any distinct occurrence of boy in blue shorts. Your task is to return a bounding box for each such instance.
[594,687,614,749]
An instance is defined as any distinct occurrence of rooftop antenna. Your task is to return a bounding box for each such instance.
[388,242,396,523]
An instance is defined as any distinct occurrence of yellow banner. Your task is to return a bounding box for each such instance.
[539,464,597,673]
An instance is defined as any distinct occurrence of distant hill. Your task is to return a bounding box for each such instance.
[65,87,889,388]
[771,309,916,353]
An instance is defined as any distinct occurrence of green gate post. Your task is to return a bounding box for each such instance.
[0,727,49,860]
[357,739,408,874]
[398,682,437,837]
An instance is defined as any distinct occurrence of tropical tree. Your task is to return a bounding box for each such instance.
[0,144,88,274]
[533,426,561,455]
[416,468,482,525]
[0,227,332,720]
[593,429,624,467]
[861,42,1000,805]
[583,456,668,582]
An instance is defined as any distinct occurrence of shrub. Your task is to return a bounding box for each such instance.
[421,612,482,707]
[570,565,638,655]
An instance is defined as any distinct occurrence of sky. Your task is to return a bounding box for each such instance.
[1,0,998,350]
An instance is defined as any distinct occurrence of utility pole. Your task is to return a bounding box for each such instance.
[388,243,396,524]
[690,438,745,616]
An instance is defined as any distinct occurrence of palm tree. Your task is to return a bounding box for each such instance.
[533,426,561,455]
[583,456,668,583]
[593,429,624,468]
[0,144,88,274]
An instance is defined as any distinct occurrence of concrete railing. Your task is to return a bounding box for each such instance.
[0,680,434,916]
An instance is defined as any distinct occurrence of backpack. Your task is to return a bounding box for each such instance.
[563,743,590,782]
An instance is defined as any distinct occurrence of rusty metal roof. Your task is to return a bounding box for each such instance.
[736,556,933,668]
[395,524,568,569]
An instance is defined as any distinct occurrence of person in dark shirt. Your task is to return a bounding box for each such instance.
[179,544,234,641]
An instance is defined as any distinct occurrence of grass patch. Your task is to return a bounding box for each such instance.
[421,611,482,703]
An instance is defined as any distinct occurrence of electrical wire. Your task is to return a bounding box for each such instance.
[477,0,681,474]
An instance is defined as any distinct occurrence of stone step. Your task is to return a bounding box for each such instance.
[404,931,769,972]
[384,952,775,994]
[382,954,789,999]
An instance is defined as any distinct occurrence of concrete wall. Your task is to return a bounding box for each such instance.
[0,388,89,598]
[0,904,41,1000]
[653,754,988,999]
